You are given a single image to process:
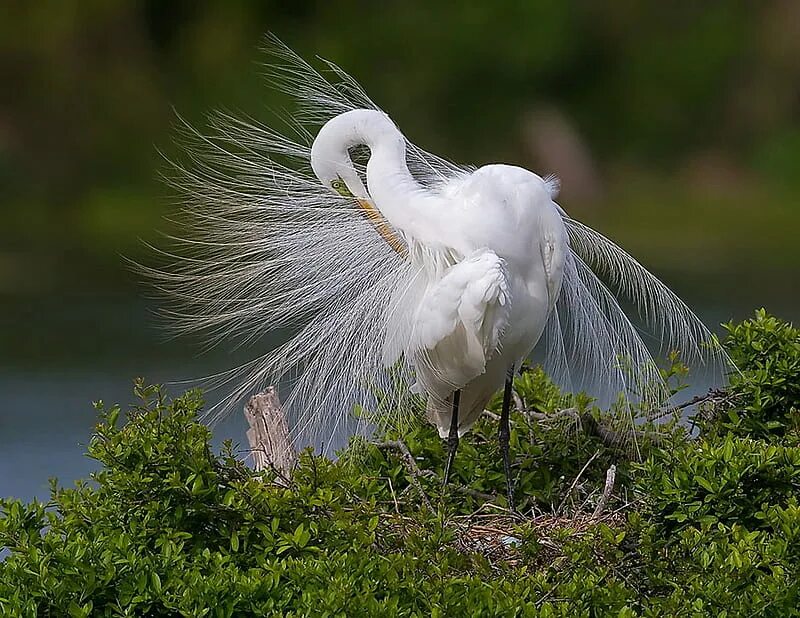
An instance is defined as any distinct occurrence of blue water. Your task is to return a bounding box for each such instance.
[0,365,249,503]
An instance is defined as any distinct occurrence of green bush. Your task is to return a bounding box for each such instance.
[2,313,800,616]
[706,309,800,441]
[0,382,637,617]
[628,310,800,616]
[637,435,800,537]
[634,520,799,617]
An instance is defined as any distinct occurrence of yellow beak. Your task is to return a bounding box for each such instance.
[356,198,408,257]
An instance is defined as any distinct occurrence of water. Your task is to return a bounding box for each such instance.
[0,366,250,503]
[2,371,130,501]
[0,294,256,503]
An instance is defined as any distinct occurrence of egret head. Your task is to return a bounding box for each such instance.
[310,149,366,198]
[311,114,371,199]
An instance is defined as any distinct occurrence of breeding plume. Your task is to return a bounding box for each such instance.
[149,40,729,493]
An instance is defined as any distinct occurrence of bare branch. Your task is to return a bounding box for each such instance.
[526,407,580,422]
[591,465,616,519]
[557,450,599,515]
[373,440,433,510]
[244,387,297,483]
[512,390,525,415]
[456,487,496,502]
[386,477,400,514]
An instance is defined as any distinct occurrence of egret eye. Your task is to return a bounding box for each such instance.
[331,178,352,197]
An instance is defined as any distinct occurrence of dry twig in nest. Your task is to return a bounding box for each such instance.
[591,464,617,519]
[557,450,600,515]
[373,440,434,510]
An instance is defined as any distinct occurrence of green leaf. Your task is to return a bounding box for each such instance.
[151,571,162,595]
[696,477,714,493]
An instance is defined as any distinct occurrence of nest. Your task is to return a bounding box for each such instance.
[374,501,628,574]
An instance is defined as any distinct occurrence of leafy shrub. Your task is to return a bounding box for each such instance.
[3,313,800,616]
[0,381,636,617]
[635,519,799,617]
[630,310,800,616]
[637,435,800,538]
[707,309,800,441]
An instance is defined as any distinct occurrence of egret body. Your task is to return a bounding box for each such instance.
[312,110,566,439]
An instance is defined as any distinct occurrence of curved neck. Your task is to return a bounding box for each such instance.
[311,110,432,235]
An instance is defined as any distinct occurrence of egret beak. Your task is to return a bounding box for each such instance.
[333,175,407,256]
[356,198,408,257]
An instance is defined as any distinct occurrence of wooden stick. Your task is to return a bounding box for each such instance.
[373,440,433,510]
[244,387,297,481]
[557,450,599,515]
[592,465,616,519]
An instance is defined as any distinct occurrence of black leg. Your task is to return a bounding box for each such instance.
[442,390,460,487]
[499,364,515,509]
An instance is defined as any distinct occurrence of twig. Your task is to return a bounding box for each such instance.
[374,435,509,506]
[527,407,580,422]
[373,440,433,510]
[386,477,400,514]
[674,388,727,412]
[557,450,599,515]
[476,500,526,519]
[456,487,496,501]
[579,412,665,448]
[525,401,674,450]
[512,390,525,415]
[591,465,616,519]
[606,497,642,518]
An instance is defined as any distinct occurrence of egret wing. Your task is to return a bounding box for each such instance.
[410,249,510,393]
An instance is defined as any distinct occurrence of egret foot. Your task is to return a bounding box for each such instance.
[499,365,515,510]
[442,390,461,487]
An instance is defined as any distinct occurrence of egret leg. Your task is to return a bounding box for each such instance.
[499,365,515,509]
[442,390,461,487]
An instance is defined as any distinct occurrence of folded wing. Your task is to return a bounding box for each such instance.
[410,249,511,395]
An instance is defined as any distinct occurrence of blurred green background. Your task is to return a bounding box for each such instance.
[1,1,798,498]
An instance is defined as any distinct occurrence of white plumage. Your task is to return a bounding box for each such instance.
[147,38,730,455]
[381,165,567,438]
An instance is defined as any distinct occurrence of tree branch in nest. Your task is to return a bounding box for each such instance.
[373,440,433,510]
[557,450,599,515]
[512,391,669,449]
[578,412,665,448]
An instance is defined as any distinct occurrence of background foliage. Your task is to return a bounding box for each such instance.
[2,311,799,616]
[2,2,799,310]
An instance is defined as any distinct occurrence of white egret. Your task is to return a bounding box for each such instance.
[149,39,730,502]
[310,109,567,494]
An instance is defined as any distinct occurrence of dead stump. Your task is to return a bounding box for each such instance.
[244,386,297,478]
